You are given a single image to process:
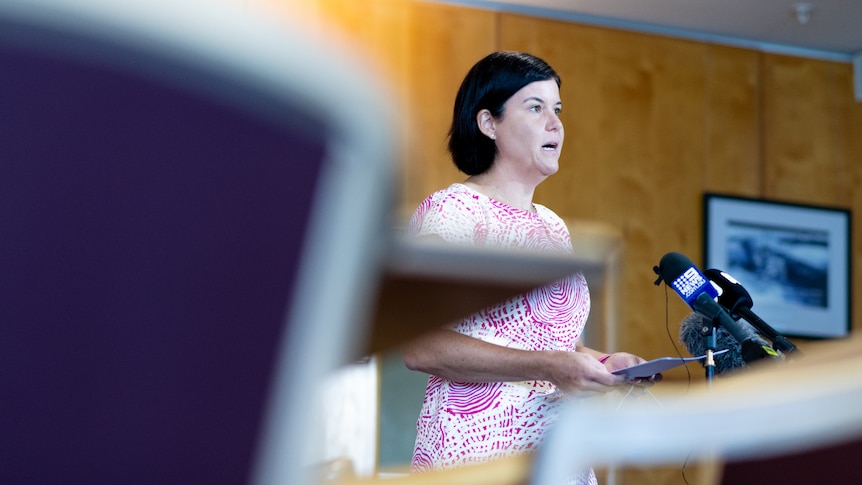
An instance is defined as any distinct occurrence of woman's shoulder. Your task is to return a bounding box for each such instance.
[425,183,480,203]
[413,183,486,216]
[533,203,568,228]
[407,183,486,239]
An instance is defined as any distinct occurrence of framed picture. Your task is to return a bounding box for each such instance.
[704,193,851,339]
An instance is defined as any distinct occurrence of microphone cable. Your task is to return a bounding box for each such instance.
[659,274,695,485]
[661,281,693,391]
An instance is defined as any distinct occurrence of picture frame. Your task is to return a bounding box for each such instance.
[703,193,851,339]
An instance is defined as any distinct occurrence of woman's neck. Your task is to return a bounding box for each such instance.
[463,175,537,213]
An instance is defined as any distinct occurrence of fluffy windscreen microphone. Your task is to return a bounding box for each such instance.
[679,312,746,374]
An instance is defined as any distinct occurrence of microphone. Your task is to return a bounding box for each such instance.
[679,312,746,374]
[702,268,753,315]
[654,252,781,364]
[704,268,800,355]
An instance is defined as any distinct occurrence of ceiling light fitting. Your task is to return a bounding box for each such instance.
[793,2,814,25]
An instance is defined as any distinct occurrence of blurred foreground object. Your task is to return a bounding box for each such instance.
[534,334,862,485]
[0,0,396,484]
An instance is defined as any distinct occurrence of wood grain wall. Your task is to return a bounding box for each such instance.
[256,0,861,482]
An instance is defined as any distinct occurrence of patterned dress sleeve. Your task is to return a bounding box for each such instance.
[406,186,486,246]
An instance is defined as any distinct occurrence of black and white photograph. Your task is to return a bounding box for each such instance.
[704,193,851,339]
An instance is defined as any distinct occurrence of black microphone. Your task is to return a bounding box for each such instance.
[704,268,800,355]
[679,312,746,374]
[654,252,781,364]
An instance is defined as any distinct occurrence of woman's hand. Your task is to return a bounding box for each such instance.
[601,352,663,386]
[543,351,629,397]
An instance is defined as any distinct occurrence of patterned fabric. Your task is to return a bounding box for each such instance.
[408,183,597,485]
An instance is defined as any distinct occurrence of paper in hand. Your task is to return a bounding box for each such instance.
[611,349,730,379]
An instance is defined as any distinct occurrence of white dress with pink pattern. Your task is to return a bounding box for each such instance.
[407,183,597,485]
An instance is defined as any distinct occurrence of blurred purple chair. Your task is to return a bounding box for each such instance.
[0,1,396,484]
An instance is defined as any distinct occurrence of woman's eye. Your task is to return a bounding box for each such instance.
[531,105,542,113]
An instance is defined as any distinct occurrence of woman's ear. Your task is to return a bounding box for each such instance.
[476,109,496,141]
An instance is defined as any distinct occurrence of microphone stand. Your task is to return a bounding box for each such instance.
[733,306,801,356]
[699,321,718,386]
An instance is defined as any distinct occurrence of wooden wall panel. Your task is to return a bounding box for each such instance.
[761,55,855,206]
[402,3,497,213]
[847,87,862,335]
[702,45,761,196]
[761,54,861,335]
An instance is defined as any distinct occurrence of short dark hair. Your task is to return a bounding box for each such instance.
[448,51,561,175]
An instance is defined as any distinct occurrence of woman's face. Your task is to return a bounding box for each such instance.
[483,79,564,180]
